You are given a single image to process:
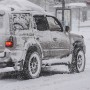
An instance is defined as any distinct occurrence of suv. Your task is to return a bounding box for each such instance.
[0,9,86,79]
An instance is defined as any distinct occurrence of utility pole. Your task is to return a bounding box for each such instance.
[45,0,47,11]
[62,0,65,27]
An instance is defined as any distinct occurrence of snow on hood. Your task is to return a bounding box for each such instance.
[0,0,45,13]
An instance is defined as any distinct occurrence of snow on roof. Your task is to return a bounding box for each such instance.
[54,3,87,8]
[0,0,45,13]
[67,3,87,8]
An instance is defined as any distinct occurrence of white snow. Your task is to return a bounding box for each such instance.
[54,3,87,8]
[67,3,87,8]
[0,0,90,89]
[0,0,45,12]
[80,20,90,27]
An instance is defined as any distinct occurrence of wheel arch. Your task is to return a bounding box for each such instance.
[26,44,43,59]
[73,41,85,52]
[23,39,43,59]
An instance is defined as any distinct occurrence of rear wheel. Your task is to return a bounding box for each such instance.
[68,48,85,73]
[23,52,42,79]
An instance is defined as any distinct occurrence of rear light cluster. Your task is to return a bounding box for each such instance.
[5,41,13,47]
[5,36,13,47]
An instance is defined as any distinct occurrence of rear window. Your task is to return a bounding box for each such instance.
[11,13,30,31]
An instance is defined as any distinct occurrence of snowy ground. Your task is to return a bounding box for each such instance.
[0,27,90,90]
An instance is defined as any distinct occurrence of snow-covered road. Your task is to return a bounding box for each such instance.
[0,28,90,90]
[0,68,90,90]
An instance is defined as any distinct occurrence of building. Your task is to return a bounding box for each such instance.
[86,0,90,20]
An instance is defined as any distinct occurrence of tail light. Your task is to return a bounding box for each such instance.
[5,41,13,47]
[5,36,13,47]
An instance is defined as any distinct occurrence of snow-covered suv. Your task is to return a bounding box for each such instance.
[0,9,86,79]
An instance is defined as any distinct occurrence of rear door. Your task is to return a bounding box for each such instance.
[10,13,33,51]
[34,15,52,58]
[46,16,70,58]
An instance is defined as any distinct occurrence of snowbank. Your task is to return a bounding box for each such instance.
[80,20,90,27]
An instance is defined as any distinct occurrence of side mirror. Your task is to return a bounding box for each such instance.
[0,10,5,16]
[65,26,70,32]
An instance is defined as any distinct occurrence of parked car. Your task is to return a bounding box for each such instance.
[0,9,86,79]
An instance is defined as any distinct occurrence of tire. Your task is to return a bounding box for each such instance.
[68,48,86,73]
[23,52,42,79]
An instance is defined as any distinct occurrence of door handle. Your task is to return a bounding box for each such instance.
[53,38,57,41]
[36,37,39,40]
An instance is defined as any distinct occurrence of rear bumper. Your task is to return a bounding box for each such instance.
[0,49,25,71]
[0,52,6,58]
[0,48,25,62]
[0,62,7,68]
[0,58,23,71]
[0,61,14,68]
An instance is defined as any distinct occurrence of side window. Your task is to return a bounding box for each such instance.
[11,13,30,31]
[34,15,49,31]
[46,16,62,31]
